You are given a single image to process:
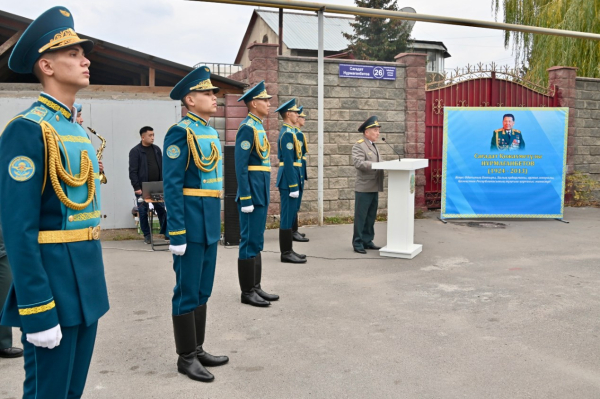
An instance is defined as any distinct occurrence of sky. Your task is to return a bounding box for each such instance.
[2,0,517,71]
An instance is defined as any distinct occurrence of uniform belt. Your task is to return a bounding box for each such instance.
[248,166,271,172]
[183,188,222,198]
[280,162,302,167]
[38,226,101,244]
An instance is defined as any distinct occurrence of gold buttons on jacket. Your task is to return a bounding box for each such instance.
[203,179,207,183]
[68,215,74,222]
[56,115,60,121]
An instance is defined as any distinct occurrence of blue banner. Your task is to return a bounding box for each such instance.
[339,64,396,80]
[441,107,568,219]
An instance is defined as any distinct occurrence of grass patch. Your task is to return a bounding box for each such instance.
[566,171,600,207]
[101,228,143,241]
[414,209,427,219]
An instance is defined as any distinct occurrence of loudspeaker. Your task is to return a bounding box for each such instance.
[223,195,240,245]
[223,145,237,196]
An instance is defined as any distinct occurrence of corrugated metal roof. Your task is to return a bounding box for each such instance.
[257,10,353,51]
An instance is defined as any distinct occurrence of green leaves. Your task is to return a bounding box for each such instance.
[492,0,600,82]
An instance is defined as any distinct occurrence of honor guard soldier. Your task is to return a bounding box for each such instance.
[0,7,109,398]
[234,81,279,307]
[490,113,525,151]
[292,106,309,242]
[163,66,229,382]
[276,99,307,263]
[352,116,384,254]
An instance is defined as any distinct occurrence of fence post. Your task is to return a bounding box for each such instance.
[547,66,577,174]
[395,53,427,211]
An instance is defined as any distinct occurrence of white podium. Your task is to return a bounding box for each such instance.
[372,159,429,259]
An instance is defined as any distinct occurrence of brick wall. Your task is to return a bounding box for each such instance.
[574,77,600,200]
[277,57,407,219]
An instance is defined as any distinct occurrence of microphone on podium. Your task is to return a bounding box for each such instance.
[380,137,402,161]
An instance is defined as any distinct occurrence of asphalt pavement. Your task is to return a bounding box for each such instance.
[1,208,600,399]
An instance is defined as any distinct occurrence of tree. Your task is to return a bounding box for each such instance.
[343,0,412,62]
[492,0,600,83]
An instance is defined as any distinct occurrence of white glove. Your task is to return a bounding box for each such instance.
[289,191,299,198]
[170,244,187,256]
[27,324,62,349]
[241,205,254,213]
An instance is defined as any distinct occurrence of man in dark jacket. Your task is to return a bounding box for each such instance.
[129,126,167,243]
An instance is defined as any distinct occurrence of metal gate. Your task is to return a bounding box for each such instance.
[424,63,558,208]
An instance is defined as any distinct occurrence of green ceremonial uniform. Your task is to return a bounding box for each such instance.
[1,6,108,398]
[164,66,228,383]
[490,128,525,151]
[234,80,279,307]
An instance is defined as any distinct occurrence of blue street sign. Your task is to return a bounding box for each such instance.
[339,64,396,80]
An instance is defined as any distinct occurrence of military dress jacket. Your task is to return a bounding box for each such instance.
[490,129,525,151]
[352,138,384,193]
[163,112,222,247]
[234,113,271,208]
[295,129,308,184]
[0,93,109,334]
[276,124,302,191]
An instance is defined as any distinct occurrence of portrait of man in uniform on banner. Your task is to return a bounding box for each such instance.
[490,113,526,151]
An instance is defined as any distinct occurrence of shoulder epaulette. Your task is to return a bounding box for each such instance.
[494,129,503,133]
[357,139,364,143]
[513,129,521,133]
[22,107,49,125]
[177,119,192,129]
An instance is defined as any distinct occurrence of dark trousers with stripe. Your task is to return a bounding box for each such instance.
[237,203,268,260]
[279,188,300,229]
[22,322,98,399]
[352,191,378,250]
[172,242,217,315]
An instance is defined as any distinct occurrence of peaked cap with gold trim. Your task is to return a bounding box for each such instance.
[298,106,307,118]
[358,115,380,133]
[237,80,272,103]
[9,6,93,74]
[170,66,220,101]
[275,98,300,114]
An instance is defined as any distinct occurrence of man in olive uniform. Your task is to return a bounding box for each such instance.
[292,106,309,242]
[276,99,306,263]
[490,113,525,151]
[235,80,279,308]
[163,66,228,382]
[0,7,109,397]
[352,116,384,254]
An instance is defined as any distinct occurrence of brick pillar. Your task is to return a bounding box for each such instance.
[548,66,577,174]
[395,53,427,211]
[224,94,247,145]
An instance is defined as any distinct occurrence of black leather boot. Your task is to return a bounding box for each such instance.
[172,312,214,382]
[292,215,307,240]
[292,230,309,242]
[193,304,229,367]
[293,250,306,259]
[253,253,279,301]
[279,229,307,263]
[238,258,270,307]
